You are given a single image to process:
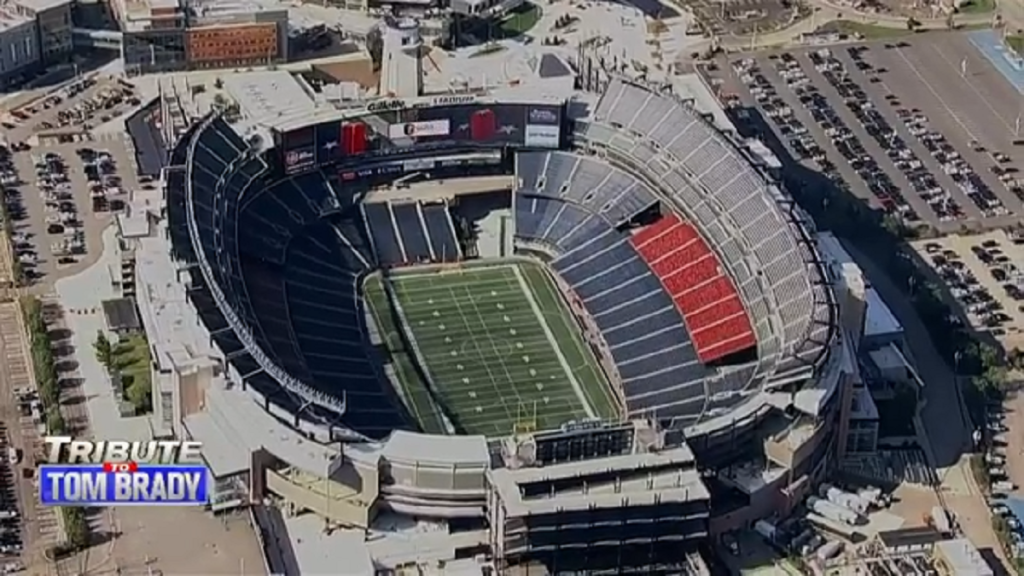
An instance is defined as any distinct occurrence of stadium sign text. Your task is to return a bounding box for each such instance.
[427,95,476,107]
[44,436,204,465]
[367,100,407,112]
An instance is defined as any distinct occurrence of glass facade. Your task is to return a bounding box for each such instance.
[122,29,187,75]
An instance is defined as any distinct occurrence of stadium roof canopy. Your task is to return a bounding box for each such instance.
[221,70,318,125]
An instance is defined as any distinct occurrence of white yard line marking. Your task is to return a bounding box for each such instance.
[513,266,596,419]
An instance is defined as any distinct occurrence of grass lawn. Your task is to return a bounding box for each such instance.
[499,2,541,36]
[365,263,618,438]
[1007,34,1024,57]
[112,334,152,411]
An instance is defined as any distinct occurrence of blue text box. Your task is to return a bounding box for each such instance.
[40,465,208,506]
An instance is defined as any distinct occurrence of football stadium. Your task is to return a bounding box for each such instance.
[159,22,851,574]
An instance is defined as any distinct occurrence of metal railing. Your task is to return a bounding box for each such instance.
[183,117,347,417]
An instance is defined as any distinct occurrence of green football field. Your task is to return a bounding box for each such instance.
[364,263,619,437]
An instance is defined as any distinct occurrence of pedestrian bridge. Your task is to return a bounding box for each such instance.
[72,28,122,51]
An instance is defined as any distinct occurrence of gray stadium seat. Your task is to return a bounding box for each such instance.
[586,78,835,387]
[363,203,405,265]
[420,202,461,263]
[392,203,432,262]
[172,116,409,437]
[512,191,712,422]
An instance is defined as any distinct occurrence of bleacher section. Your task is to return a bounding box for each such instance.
[363,201,462,267]
[514,182,717,425]
[581,78,834,382]
[172,116,409,437]
[421,202,461,262]
[631,214,756,362]
[516,151,658,223]
[125,97,168,178]
[363,203,405,265]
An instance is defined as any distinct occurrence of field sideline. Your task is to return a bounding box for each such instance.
[364,262,619,437]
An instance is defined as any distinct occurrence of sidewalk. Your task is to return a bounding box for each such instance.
[717,0,997,50]
[52,224,151,442]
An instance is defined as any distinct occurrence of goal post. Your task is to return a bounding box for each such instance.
[513,401,538,435]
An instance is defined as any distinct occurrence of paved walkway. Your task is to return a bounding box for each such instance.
[52,224,151,442]
[711,0,999,51]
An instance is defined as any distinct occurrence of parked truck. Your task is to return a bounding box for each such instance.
[819,484,869,514]
[808,497,861,526]
[927,506,952,535]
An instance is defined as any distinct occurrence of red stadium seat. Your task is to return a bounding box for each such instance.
[649,240,706,276]
[633,215,757,364]
[696,328,757,363]
[630,214,680,248]
[686,297,745,331]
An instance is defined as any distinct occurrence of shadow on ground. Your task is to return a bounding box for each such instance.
[726,100,970,468]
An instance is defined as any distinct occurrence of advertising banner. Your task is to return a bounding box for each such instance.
[314,121,342,167]
[524,124,561,148]
[284,148,315,174]
[280,102,566,171]
[281,125,316,174]
[526,107,561,126]
[387,120,451,139]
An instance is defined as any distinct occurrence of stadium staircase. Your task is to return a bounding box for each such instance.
[631,214,756,363]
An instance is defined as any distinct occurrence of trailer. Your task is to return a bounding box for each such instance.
[808,497,861,526]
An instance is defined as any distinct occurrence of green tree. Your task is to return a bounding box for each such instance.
[126,376,152,413]
[61,507,89,549]
[94,330,113,371]
[21,296,59,408]
[46,408,65,434]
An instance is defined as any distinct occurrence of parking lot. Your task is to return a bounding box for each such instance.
[1,138,140,288]
[0,303,43,573]
[909,230,1024,351]
[712,31,1024,233]
[1,75,141,147]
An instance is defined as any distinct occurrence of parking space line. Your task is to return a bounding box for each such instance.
[929,43,1017,137]
[893,47,978,142]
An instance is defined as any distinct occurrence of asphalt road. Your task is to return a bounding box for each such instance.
[740,57,893,209]
[716,51,956,226]
[3,77,139,146]
[821,45,999,222]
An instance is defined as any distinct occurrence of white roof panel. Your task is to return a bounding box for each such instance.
[381,431,488,467]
